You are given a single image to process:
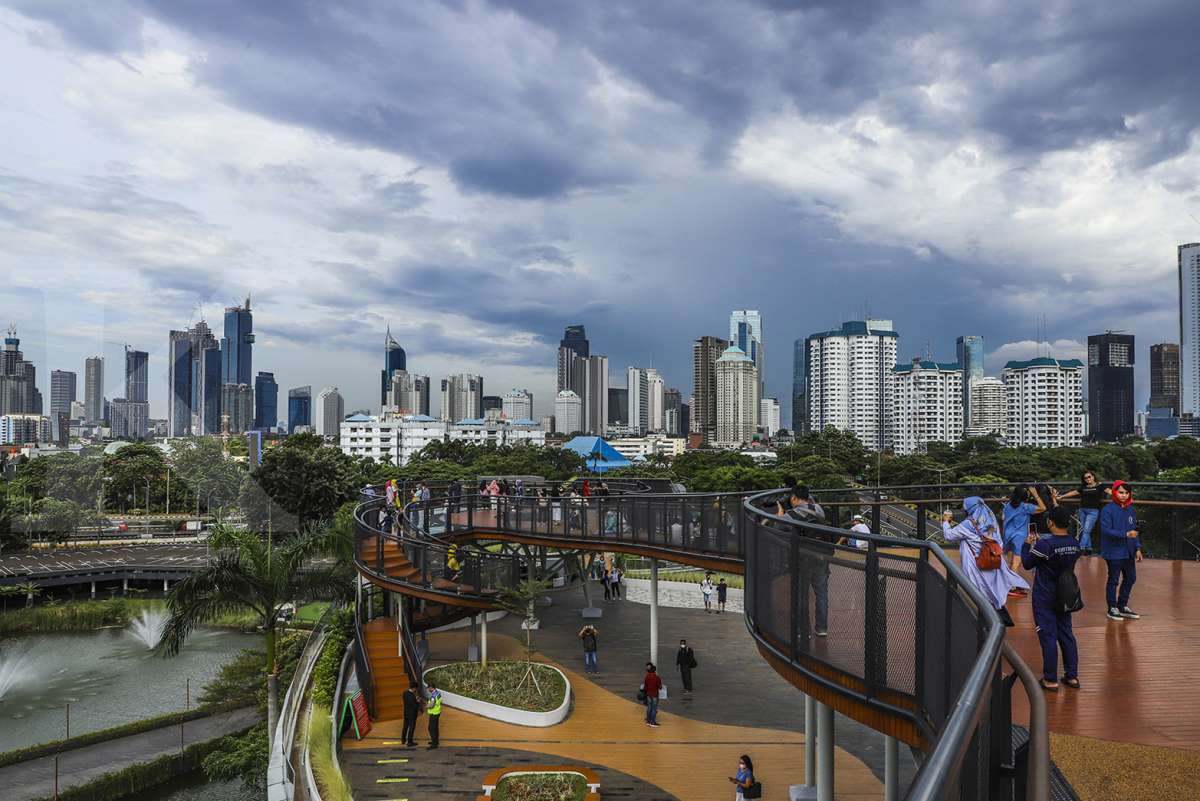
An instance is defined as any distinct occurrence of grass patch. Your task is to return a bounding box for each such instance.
[425,661,566,713]
[294,602,331,625]
[622,569,743,589]
[0,598,161,637]
[307,703,354,801]
[494,772,588,801]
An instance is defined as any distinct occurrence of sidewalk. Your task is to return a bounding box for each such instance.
[621,577,744,612]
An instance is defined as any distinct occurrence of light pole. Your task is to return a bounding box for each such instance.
[143,479,151,517]
[165,469,170,516]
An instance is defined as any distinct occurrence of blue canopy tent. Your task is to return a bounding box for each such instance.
[561,436,632,473]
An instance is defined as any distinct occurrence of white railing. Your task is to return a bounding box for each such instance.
[266,614,332,801]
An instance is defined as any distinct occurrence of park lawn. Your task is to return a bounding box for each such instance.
[294,602,330,625]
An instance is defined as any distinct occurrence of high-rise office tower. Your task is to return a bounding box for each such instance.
[388,371,432,416]
[956,335,984,426]
[502,389,534,421]
[554,390,583,434]
[730,310,764,421]
[440,374,483,422]
[584,355,609,435]
[124,348,149,404]
[254,372,278,430]
[168,321,219,436]
[84,356,104,423]
[890,359,964,455]
[221,297,254,386]
[792,338,807,434]
[1180,244,1200,416]
[221,384,254,433]
[1003,358,1084,447]
[626,367,661,434]
[381,326,407,406]
[607,388,628,426]
[315,387,345,438]
[556,325,589,391]
[760,397,781,438]
[1087,331,1135,441]
[691,336,727,445]
[110,398,149,439]
[0,327,37,415]
[288,386,312,433]
[50,370,76,417]
[198,347,222,434]
[804,320,899,451]
[715,345,760,448]
[967,377,1006,438]
[1150,343,1180,415]
[664,388,683,436]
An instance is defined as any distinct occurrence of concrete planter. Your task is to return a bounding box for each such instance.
[479,765,600,800]
[423,664,571,727]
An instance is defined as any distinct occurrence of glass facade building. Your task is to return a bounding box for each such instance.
[288,385,312,434]
[221,298,255,386]
[255,371,278,430]
[955,335,984,427]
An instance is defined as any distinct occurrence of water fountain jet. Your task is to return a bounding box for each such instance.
[128,609,167,650]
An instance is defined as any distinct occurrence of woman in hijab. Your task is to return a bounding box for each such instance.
[943,497,1030,626]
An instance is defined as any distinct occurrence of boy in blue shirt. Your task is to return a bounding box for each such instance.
[1098,480,1143,621]
[1021,505,1081,691]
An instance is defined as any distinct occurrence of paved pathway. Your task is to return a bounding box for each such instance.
[621,577,744,612]
[1,708,259,801]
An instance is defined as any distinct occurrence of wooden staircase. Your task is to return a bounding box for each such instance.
[362,617,409,721]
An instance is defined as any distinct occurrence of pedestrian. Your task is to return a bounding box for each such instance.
[1058,470,1110,555]
[601,564,612,601]
[729,754,757,800]
[776,485,830,636]
[425,681,442,749]
[609,565,622,600]
[717,578,728,613]
[942,497,1029,626]
[384,479,397,509]
[1021,505,1083,691]
[641,663,662,726]
[448,478,462,517]
[582,478,591,497]
[401,682,423,747]
[1099,480,1143,620]
[1003,485,1047,573]
[579,624,599,674]
[675,639,697,693]
[843,514,871,550]
[700,573,715,613]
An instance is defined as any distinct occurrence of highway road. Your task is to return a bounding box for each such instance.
[0,544,210,587]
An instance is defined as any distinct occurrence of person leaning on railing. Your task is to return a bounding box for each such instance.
[775,484,831,637]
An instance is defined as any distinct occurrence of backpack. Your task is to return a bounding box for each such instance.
[975,535,1003,572]
[1055,569,1084,614]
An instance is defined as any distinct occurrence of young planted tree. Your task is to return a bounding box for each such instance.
[497,577,553,693]
[157,523,352,741]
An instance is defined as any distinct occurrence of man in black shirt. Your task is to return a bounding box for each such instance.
[401,682,422,747]
[776,485,831,637]
[675,639,698,693]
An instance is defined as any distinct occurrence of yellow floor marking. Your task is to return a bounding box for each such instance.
[376,778,410,783]
[376,758,410,764]
[381,740,403,745]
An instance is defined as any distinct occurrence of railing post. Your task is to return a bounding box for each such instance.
[884,734,900,801]
[871,491,882,535]
[916,501,927,539]
[1171,506,1182,560]
[864,541,880,695]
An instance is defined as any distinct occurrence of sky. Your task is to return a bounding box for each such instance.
[1,0,1198,425]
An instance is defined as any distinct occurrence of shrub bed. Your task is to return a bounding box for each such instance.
[311,607,354,706]
[494,772,587,801]
[307,702,354,801]
[425,661,566,713]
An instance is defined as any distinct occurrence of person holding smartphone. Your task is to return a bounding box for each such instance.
[1021,506,1082,691]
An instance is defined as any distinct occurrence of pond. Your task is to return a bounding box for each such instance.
[0,615,259,753]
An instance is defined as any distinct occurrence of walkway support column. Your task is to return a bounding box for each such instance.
[884,734,899,801]
[481,613,488,667]
[90,581,96,599]
[789,694,818,800]
[468,614,479,662]
[817,701,835,801]
[649,558,659,665]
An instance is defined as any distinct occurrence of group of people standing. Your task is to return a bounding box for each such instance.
[942,472,1145,691]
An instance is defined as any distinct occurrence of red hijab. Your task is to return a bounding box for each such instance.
[1111,480,1133,508]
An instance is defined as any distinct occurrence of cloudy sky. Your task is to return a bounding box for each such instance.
[2,1,1197,424]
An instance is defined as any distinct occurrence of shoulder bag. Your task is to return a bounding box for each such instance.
[1055,569,1084,614]
[975,534,1002,572]
[743,780,762,799]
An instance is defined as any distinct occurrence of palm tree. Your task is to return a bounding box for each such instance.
[157,523,352,741]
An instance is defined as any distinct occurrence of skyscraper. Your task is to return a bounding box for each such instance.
[110,398,149,440]
[792,338,806,434]
[730,310,764,420]
[221,297,254,386]
[168,321,218,436]
[715,345,759,448]
[84,356,104,423]
[381,327,407,406]
[1003,358,1084,447]
[221,384,254,434]
[691,335,728,445]
[199,347,222,434]
[288,386,312,434]
[890,359,964,455]
[1087,332,1135,441]
[626,367,661,434]
[664,388,684,436]
[1150,343,1180,415]
[804,320,899,451]
[0,327,37,415]
[760,397,781,438]
[583,356,609,435]
[315,387,345,438]
[124,348,149,403]
[50,370,76,417]
[956,335,984,426]
[440,374,483,422]
[254,372,278,430]
[554,390,583,434]
[1180,243,1200,416]
[607,387,628,426]
[502,389,534,420]
[967,377,1006,438]
[556,325,589,392]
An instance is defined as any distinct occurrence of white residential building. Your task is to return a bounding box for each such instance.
[439,374,483,423]
[626,367,664,433]
[0,414,50,445]
[967,377,1006,438]
[554,390,583,434]
[339,413,446,465]
[804,320,899,451]
[1180,243,1200,416]
[715,345,760,448]
[1002,358,1085,447]
[501,388,534,421]
[890,359,964,455]
[760,397,781,437]
[608,434,687,461]
[448,417,546,447]
[315,386,345,438]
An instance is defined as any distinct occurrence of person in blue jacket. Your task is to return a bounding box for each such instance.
[1021,505,1081,691]
[1003,485,1047,573]
[1099,480,1143,620]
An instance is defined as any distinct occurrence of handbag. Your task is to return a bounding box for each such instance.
[1055,569,1085,614]
[975,535,1002,572]
[658,685,668,700]
[637,687,646,703]
[743,780,762,799]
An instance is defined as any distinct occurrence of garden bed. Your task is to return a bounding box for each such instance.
[494,773,587,801]
[424,661,571,727]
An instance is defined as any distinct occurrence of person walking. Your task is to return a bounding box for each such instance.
[447,478,462,518]
[641,663,662,726]
[609,565,622,600]
[676,639,697,694]
[717,577,728,613]
[1021,506,1083,691]
[1099,480,1143,620]
[776,485,830,636]
[1059,470,1110,555]
[942,497,1030,626]
[601,564,612,601]
[1003,485,1047,573]
[401,682,423,747]
[700,573,715,613]
[425,681,442,749]
[579,625,600,674]
[729,755,756,801]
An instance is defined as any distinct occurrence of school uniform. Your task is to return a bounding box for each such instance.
[1021,534,1081,682]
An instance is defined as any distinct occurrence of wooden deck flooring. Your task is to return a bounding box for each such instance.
[1005,556,1200,751]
